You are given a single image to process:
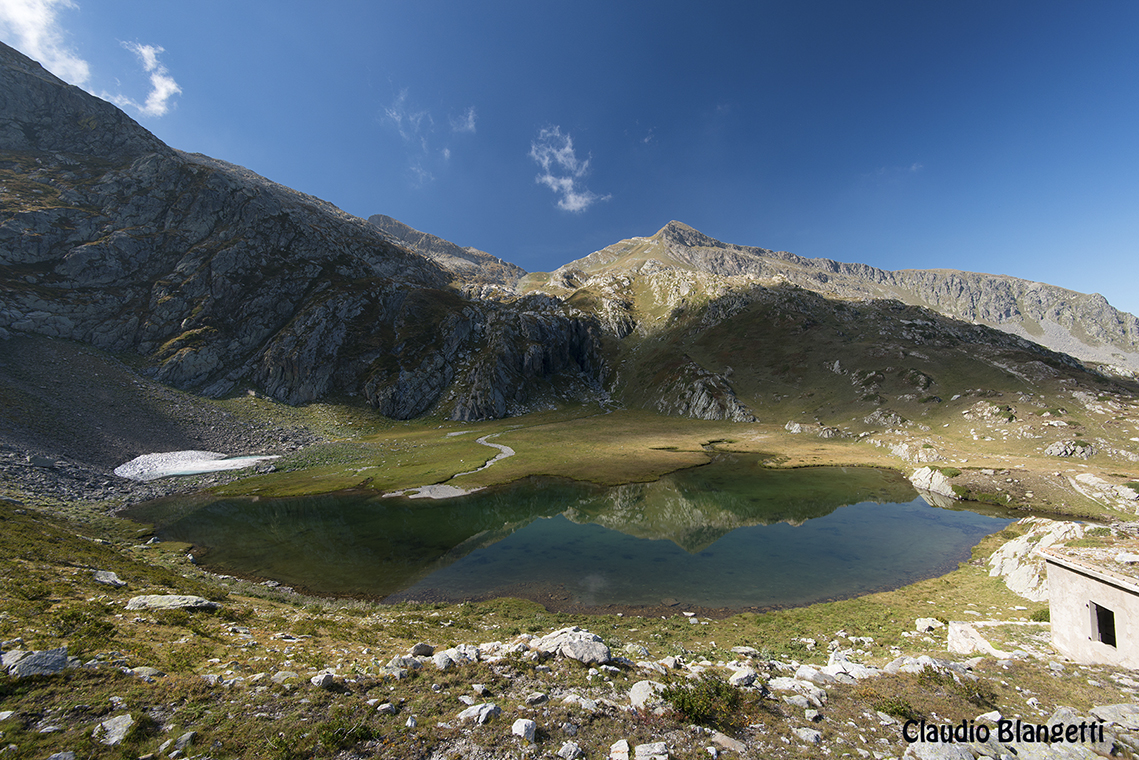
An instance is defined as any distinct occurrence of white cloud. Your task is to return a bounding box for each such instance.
[384,89,433,150]
[383,90,478,186]
[0,0,90,85]
[450,106,476,133]
[529,126,610,213]
[105,41,181,117]
[0,2,180,118]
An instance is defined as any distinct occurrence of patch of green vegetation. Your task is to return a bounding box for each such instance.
[858,684,921,721]
[1030,608,1050,622]
[916,665,999,709]
[660,673,745,729]
[315,706,381,752]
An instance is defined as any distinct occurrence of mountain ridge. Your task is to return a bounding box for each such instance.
[367,213,526,289]
[537,220,1139,374]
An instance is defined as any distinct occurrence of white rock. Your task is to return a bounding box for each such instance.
[532,626,611,665]
[710,731,745,752]
[629,680,666,710]
[310,672,336,688]
[795,663,837,685]
[125,594,219,611]
[728,667,757,687]
[947,622,1011,658]
[512,718,537,742]
[93,570,127,588]
[909,467,957,499]
[457,702,500,724]
[559,741,584,759]
[793,727,822,744]
[915,617,945,632]
[1091,703,1139,730]
[94,714,134,746]
[768,676,827,707]
[610,738,631,760]
[988,517,1084,601]
[902,742,974,759]
[635,741,669,759]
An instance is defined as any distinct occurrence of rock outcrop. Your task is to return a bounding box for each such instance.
[652,360,756,422]
[368,214,526,289]
[988,517,1085,601]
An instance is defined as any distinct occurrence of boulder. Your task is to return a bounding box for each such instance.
[821,650,880,681]
[94,714,134,746]
[915,617,945,632]
[728,667,757,687]
[947,622,1011,658]
[1045,441,1095,459]
[609,739,631,760]
[559,741,584,759]
[793,727,822,744]
[512,718,537,742]
[629,680,666,710]
[635,742,669,759]
[125,594,219,611]
[909,467,957,499]
[902,743,974,759]
[93,570,127,588]
[988,517,1084,601]
[8,647,69,678]
[531,626,611,665]
[768,676,827,707]
[457,703,500,724]
[1092,703,1139,731]
[310,672,336,688]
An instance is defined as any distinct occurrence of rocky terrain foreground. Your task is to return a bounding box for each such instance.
[2,489,1139,760]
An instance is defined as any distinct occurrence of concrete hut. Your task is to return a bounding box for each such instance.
[1042,546,1139,668]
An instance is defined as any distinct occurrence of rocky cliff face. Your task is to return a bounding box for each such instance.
[0,42,604,421]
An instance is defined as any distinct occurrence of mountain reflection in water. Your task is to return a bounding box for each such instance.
[125,455,1015,609]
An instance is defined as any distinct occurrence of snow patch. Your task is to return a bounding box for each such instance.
[114,451,279,482]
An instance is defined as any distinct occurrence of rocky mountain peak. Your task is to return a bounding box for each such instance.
[655,220,730,251]
[0,41,169,160]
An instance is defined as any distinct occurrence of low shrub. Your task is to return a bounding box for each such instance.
[660,673,743,729]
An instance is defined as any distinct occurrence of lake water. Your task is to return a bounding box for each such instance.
[125,455,1016,611]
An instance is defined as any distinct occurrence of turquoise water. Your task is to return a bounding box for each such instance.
[125,456,1015,610]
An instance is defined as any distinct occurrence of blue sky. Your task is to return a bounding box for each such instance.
[3,1,1138,316]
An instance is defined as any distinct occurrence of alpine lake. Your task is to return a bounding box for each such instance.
[124,454,1016,614]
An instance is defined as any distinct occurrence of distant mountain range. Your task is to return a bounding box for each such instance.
[1,39,1135,431]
